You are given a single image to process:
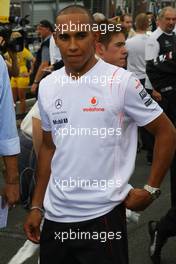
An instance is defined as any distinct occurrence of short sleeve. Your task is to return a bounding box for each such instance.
[41,46,50,62]
[38,83,51,132]
[124,75,163,127]
[0,55,20,155]
[32,102,40,119]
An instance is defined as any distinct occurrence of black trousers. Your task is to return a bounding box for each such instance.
[155,90,176,240]
[157,207,176,239]
[158,90,176,207]
[40,204,128,264]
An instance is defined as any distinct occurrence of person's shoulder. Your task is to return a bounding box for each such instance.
[0,55,8,74]
[39,67,64,89]
[103,60,133,82]
[98,59,121,72]
[0,55,5,67]
[23,47,31,54]
[126,35,139,48]
[148,27,163,40]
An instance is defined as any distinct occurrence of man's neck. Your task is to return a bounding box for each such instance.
[159,26,173,35]
[65,57,98,79]
[42,33,52,41]
[136,30,147,34]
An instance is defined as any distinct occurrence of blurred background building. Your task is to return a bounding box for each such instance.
[8,0,176,25]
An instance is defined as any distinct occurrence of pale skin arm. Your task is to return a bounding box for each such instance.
[124,113,176,211]
[24,131,55,243]
[2,155,19,206]
[32,117,42,157]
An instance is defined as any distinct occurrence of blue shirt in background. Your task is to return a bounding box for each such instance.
[0,55,20,155]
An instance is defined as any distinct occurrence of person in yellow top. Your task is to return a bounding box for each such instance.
[5,32,35,115]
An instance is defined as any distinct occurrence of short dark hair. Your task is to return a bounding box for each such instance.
[39,20,54,32]
[98,21,127,48]
[57,4,95,25]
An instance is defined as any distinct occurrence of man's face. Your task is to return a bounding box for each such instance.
[37,25,50,39]
[97,33,127,68]
[122,16,133,32]
[159,10,176,33]
[55,13,97,75]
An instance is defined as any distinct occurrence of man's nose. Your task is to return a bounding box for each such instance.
[122,45,127,54]
[69,37,78,51]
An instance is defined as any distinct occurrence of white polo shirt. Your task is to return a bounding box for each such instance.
[38,59,162,223]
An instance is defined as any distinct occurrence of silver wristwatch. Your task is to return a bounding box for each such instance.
[144,184,161,200]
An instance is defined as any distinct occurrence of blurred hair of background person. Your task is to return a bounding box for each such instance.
[96,22,127,68]
[93,12,108,24]
[30,20,53,96]
[120,14,136,38]
[4,32,34,116]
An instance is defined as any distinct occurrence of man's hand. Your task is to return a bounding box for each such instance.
[31,83,38,94]
[2,156,19,207]
[124,188,153,211]
[24,210,43,243]
[152,89,162,102]
[2,183,19,207]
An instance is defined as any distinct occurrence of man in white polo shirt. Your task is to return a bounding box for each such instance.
[24,5,176,264]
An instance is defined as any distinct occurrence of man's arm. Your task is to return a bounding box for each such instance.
[31,45,50,94]
[32,117,42,157]
[144,113,176,186]
[2,155,19,206]
[124,113,176,211]
[24,131,55,243]
[31,61,50,94]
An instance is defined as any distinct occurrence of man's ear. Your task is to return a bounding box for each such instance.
[95,42,106,57]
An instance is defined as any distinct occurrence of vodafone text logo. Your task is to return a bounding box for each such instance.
[83,97,105,112]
